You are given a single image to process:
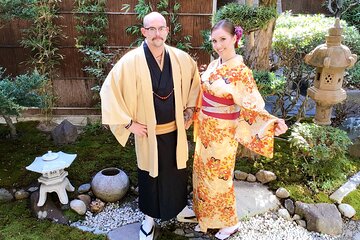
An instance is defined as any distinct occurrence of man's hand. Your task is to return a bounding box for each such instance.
[128,121,147,137]
[274,119,288,136]
[184,107,194,130]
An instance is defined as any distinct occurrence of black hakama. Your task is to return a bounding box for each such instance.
[137,42,188,221]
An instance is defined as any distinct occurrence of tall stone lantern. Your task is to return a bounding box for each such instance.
[304,18,357,125]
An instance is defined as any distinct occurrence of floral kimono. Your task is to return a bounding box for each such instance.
[192,55,277,232]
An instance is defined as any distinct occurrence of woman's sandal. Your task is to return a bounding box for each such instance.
[214,222,241,240]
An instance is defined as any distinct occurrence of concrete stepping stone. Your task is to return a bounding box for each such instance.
[330,171,360,203]
[235,181,280,219]
[107,222,160,240]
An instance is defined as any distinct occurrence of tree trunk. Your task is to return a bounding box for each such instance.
[243,0,277,71]
[244,18,276,71]
[2,115,17,138]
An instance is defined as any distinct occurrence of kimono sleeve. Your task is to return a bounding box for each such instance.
[100,59,134,146]
[230,66,277,158]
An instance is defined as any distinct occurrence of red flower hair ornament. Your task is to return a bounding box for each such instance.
[234,26,243,48]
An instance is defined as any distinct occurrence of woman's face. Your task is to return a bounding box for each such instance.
[211,28,236,59]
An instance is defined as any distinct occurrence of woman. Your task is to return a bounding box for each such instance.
[192,19,288,239]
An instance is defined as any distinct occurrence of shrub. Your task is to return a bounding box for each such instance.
[0,68,47,138]
[288,123,353,191]
[346,61,360,89]
[213,3,278,32]
[253,70,286,98]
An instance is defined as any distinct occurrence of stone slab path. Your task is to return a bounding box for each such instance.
[235,181,280,219]
[108,222,161,240]
[330,171,360,203]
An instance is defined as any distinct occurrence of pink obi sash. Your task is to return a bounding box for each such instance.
[201,92,240,120]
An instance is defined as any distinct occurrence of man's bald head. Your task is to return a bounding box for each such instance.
[143,12,167,27]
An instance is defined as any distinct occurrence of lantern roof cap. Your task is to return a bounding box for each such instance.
[26,151,77,174]
[304,18,357,68]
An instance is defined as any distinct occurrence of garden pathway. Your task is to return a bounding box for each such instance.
[330,171,360,203]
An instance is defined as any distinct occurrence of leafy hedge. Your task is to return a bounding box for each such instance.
[212,3,278,32]
[273,13,360,58]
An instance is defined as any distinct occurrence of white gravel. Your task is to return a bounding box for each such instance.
[70,201,144,234]
[229,213,341,240]
[71,201,359,240]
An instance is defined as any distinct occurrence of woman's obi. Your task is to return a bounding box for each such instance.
[201,91,240,120]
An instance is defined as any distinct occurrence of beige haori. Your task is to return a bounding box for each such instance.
[100,43,200,177]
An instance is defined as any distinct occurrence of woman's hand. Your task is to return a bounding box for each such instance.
[274,119,288,136]
[128,121,148,137]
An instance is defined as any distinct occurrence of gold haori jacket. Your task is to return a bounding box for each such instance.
[100,43,200,177]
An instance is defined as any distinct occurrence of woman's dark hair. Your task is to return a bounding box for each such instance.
[211,19,235,36]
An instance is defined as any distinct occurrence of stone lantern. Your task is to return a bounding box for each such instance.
[26,151,76,206]
[304,18,357,125]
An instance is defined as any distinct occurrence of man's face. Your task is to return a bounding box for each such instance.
[141,17,169,48]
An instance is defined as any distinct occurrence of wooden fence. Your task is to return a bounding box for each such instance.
[0,0,213,110]
[0,0,330,111]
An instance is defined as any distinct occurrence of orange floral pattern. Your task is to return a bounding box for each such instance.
[193,59,276,232]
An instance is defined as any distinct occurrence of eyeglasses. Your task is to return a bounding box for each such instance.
[144,26,167,34]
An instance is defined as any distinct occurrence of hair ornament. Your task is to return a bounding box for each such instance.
[234,26,243,48]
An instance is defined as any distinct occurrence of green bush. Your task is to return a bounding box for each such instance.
[346,61,360,89]
[253,70,286,98]
[273,13,360,58]
[213,3,278,32]
[289,123,353,191]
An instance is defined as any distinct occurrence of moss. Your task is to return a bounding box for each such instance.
[313,192,333,203]
[0,201,106,240]
[343,189,360,220]
[284,184,315,203]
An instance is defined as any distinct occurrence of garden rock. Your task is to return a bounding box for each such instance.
[340,117,360,141]
[78,194,91,208]
[349,137,360,158]
[255,170,277,184]
[0,188,13,202]
[295,201,342,236]
[70,199,86,215]
[30,191,68,224]
[292,214,301,220]
[90,198,105,213]
[234,170,248,180]
[51,119,78,145]
[28,186,39,192]
[14,189,29,200]
[275,187,290,198]
[338,203,356,218]
[78,183,91,193]
[285,199,295,215]
[278,208,291,221]
[246,174,256,182]
[296,219,307,228]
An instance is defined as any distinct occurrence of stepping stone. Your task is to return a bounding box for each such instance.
[234,181,280,219]
[107,222,160,240]
[330,171,360,203]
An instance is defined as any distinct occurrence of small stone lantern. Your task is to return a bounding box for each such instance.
[304,18,357,125]
[26,151,76,206]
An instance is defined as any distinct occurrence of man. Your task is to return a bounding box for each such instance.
[100,12,200,240]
